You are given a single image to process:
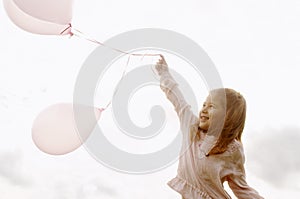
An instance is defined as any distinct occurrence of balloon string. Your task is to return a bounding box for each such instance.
[69,27,161,57]
[103,55,131,110]
[64,25,161,111]
[60,24,161,57]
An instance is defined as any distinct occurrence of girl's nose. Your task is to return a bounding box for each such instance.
[201,107,208,113]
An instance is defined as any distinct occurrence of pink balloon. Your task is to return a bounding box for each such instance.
[32,103,103,155]
[3,0,73,35]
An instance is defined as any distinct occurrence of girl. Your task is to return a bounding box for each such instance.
[155,55,264,199]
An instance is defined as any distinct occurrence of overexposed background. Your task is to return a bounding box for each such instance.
[1,0,300,198]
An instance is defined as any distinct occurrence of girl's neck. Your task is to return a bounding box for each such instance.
[198,129,207,141]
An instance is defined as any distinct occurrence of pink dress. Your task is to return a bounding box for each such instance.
[159,71,264,199]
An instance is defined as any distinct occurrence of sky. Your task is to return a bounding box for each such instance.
[1,0,300,198]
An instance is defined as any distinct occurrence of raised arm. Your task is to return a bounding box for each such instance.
[155,55,196,127]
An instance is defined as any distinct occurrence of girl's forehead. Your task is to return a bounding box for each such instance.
[204,95,212,102]
[204,91,226,104]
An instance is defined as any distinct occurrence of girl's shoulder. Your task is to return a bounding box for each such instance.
[210,140,245,166]
[222,139,244,159]
[227,139,243,153]
[226,140,245,163]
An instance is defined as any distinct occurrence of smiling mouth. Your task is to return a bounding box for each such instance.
[200,116,209,121]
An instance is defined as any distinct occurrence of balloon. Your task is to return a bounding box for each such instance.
[3,0,73,35]
[32,103,103,155]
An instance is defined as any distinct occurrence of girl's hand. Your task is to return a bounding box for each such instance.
[155,55,169,75]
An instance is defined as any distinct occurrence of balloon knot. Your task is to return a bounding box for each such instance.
[60,23,73,36]
[98,108,105,112]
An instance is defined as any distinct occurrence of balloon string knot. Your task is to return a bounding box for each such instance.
[60,23,73,37]
[98,108,105,112]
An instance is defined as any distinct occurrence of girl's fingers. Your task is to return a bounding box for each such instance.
[156,55,166,68]
[156,60,163,65]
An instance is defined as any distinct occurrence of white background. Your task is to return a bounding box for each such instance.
[1,0,300,198]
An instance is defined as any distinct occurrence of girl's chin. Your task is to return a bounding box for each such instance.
[199,124,209,131]
[199,121,209,131]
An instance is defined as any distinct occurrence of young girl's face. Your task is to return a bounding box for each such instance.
[199,92,225,131]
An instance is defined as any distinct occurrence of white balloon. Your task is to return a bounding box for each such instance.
[32,103,103,155]
[3,0,73,35]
